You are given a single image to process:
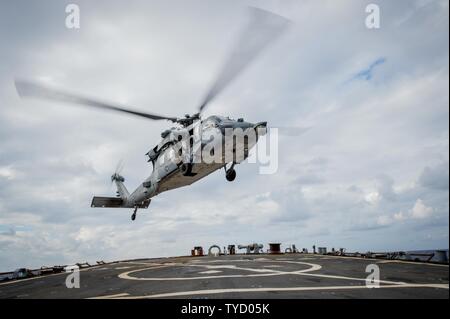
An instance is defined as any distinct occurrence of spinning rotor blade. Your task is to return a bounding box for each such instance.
[197,7,291,114]
[277,126,312,137]
[114,159,125,175]
[111,159,125,185]
[15,80,178,122]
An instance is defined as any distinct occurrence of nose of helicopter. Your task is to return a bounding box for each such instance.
[253,121,268,138]
[253,121,267,129]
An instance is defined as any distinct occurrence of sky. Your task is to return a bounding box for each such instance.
[0,0,448,271]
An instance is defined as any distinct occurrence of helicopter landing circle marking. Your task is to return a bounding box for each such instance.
[118,260,321,281]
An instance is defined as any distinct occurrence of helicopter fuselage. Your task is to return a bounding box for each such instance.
[122,115,267,208]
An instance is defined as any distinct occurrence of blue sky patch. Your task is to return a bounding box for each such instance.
[353,57,387,81]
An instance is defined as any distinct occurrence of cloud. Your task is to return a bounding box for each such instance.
[377,215,393,226]
[365,191,381,205]
[0,226,16,236]
[376,174,396,201]
[411,199,434,219]
[0,166,18,180]
[393,211,407,221]
[295,173,324,185]
[393,198,435,222]
[419,162,449,190]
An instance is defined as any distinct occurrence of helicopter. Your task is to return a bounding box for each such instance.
[14,8,290,221]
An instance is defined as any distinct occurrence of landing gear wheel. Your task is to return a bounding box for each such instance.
[131,207,137,221]
[226,168,236,182]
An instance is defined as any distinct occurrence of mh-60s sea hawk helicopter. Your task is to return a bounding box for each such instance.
[15,8,290,221]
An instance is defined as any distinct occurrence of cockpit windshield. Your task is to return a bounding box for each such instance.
[207,115,230,123]
[203,115,236,128]
[203,118,218,129]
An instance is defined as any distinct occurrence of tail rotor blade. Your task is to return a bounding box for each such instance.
[111,159,125,184]
[115,159,125,175]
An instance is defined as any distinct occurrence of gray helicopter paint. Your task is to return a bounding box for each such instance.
[115,179,130,199]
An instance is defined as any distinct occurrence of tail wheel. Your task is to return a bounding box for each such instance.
[180,163,192,176]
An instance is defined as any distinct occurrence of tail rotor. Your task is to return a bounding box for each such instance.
[111,160,125,184]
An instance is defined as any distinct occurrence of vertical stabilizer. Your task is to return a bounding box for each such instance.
[111,173,129,199]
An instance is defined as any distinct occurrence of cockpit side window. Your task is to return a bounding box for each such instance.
[203,121,216,129]
[203,117,219,129]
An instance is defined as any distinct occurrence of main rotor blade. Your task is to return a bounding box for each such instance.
[277,126,312,136]
[15,80,178,122]
[198,7,291,114]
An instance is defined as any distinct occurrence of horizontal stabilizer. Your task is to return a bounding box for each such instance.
[91,196,123,208]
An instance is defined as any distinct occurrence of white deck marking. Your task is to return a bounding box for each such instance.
[89,293,130,299]
[118,265,174,280]
[294,271,407,285]
[198,270,223,274]
[116,258,431,287]
[110,283,450,299]
[118,261,321,281]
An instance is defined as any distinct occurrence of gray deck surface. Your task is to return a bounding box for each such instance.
[0,254,448,299]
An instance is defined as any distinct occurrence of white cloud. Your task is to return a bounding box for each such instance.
[411,199,434,219]
[73,226,98,242]
[393,199,435,222]
[0,166,18,180]
[394,211,407,221]
[377,215,393,226]
[365,192,381,205]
